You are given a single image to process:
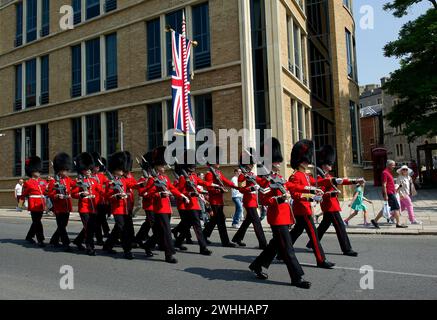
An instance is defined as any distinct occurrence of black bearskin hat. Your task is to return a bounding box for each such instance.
[74,152,95,173]
[141,151,153,171]
[290,140,314,170]
[91,152,103,169]
[123,151,133,172]
[152,146,167,166]
[261,137,283,164]
[239,147,257,166]
[108,152,126,173]
[53,152,72,174]
[317,145,336,167]
[25,156,42,177]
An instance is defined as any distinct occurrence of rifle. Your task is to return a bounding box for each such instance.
[208,166,229,193]
[98,159,126,198]
[50,161,68,198]
[181,167,200,197]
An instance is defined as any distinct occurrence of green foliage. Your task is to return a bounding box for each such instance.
[382,2,437,141]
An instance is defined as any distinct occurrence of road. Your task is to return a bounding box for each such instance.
[0,215,436,300]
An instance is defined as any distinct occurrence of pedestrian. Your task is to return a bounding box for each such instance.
[344,179,372,227]
[396,165,421,224]
[71,152,101,256]
[203,146,238,247]
[231,148,267,249]
[249,138,311,289]
[306,144,361,256]
[47,152,74,252]
[288,140,336,269]
[22,156,48,247]
[14,178,24,211]
[231,168,243,228]
[371,160,408,229]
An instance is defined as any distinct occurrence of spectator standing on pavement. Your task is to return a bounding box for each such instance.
[344,180,372,226]
[231,168,243,228]
[14,179,24,211]
[396,165,421,225]
[371,160,407,229]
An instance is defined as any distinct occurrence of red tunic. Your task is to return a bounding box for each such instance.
[204,169,236,206]
[22,178,48,212]
[92,172,108,205]
[177,173,212,211]
[318,173,354,213]
[289,171,332,216]
[124,173,137,213]
[144,174,183,214]
[47,177,74,214]
[71,177,101,214]
[105,177,136,215]
[238,173,265,208]
[137,177,153,211]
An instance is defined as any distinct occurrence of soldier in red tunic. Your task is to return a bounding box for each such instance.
[203,146,238,247]
[306,145,363,257]
[249,138,311,289]
[288,140,336,269]
[71,152,102,256]
[47,152,74,252]
[231,148,267,249]
[122,151,138,248]
[23,156,48,247]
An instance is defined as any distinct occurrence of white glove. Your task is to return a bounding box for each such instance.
[335,178,344,185]
[313,195,323,202]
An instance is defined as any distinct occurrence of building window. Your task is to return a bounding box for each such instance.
[192,2,211,70]
[293,23,302,80]
[86,114,101,154]
[166,10,183,76]
[73,0,81,25]
[15,2,23,47]
[105,33,118,90]
[25,126,37,158]
[25,59,37,108]
[86,38,101,95]
[147,18,161,80]
[345,29,357,81]
[343,0,353,13]
[147,103,163,151]
[166,100,174,130]
[26,0,37,42]
[106,111,118,155]
[15,65,23,111]
[71,45,82,97]
[105,0,117,13]
[194,94,213,148]
[297,103,304,140]
[14,129,22,176]
[40,55,49,105]
[41,0,50,37]
[40,124,49,174]
[350,100,359,164]
[72,117,82,158]
[86,0,100,20]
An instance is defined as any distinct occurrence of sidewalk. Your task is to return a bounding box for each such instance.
[1,184,436,236]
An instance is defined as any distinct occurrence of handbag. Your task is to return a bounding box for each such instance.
[382,202,391,219]
[410,178,418,197]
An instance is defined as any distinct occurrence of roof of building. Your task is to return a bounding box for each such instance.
[360,104,383,118]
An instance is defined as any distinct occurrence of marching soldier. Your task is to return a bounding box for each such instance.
[48,152,74,252]
[174,149,217,255]
[203,146,238,247]
[249,138,311,289]
[72,152,101,256]
[306,145,362,257]
[123,151,138,248]
[91,152,110,245]
[231,148,267,249]
[142,146,189,263]
[23,156,48,247]
[102,152,135,260]
[288,140,336,269]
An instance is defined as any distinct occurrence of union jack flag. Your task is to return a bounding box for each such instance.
[171,13,195,134]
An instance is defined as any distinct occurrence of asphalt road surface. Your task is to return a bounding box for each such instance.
[0,215,436,300]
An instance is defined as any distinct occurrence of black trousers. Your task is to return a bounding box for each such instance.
[250,225,304,283]
[75,213,96,248]
[175,210,208,250]
[51,213,70,246]
[105,215,132,253]
[135,210,155,242]
[125,212,135,242]
[232,207,267,248]
[172,210,192,241]
[95,204,110,241]
[290,215,326,264]
[26,211,45,243]
[307,212,353,253]
[203,205,231,245]
[144,214,175,258]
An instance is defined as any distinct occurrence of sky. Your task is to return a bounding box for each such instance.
[353,0,433,86]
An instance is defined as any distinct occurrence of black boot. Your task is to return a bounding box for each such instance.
[343,250,358,257]
[145,249,154,257]
[124,251,134,260]
[317,260,336,269]
[73,239,85,251]
[165,255,178,264]
[292,278,311,289]
[200,248,212,256]
[249,265,268,280]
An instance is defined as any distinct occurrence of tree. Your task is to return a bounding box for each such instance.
[382,0,437,141]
